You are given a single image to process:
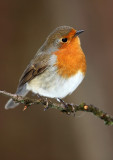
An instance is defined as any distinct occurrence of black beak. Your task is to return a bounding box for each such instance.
[75,30,84,36]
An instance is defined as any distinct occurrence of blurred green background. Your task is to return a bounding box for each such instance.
[0,0,113,160]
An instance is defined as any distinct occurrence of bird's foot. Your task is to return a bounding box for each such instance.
[57,98,75,116]
[44,98,49,111]
[57,98,68,108]
[70,103,75,116]
[37,94,49,111]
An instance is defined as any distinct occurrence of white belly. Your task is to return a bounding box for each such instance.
[26,68,84,98]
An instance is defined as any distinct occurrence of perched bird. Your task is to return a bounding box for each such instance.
[5,26,86,109]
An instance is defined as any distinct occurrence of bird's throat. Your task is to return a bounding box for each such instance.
[53,37,86,78]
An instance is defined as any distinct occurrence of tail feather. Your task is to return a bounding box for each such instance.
[5,84,29,109]
[5,99,19,109]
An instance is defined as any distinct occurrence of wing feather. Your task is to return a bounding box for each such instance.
[18,53,50,87]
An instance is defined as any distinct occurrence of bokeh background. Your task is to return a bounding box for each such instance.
[0,0,113,160]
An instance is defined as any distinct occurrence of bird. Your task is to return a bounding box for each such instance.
[5,26,86,109]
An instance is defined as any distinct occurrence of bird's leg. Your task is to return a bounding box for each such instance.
[32,93,36,96]
[44,98,49,111]
[57,98,75,116]
[70,103,75,116]
[57,98,68,108]
[37,93,43,99]
[37,94,49,111]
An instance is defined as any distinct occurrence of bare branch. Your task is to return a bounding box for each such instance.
[0,90,113,126]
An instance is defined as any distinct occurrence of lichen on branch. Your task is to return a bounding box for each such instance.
[0,90,113,126]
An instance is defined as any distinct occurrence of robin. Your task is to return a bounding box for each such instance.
[5,26,86,109]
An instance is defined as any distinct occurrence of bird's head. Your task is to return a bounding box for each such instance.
[45,26,84,51]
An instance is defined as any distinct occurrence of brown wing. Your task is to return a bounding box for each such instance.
[18,53,50,87]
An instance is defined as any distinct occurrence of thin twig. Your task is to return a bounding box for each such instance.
[0,90,113,126]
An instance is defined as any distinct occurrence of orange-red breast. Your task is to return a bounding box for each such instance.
[5,26,86,109]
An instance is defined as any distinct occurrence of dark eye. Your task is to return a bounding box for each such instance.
[62,38,67,43]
